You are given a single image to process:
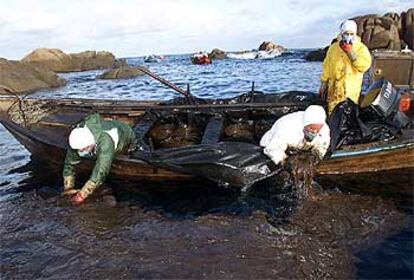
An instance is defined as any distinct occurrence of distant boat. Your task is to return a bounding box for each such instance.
[227,50,282,60]
[144,54,165,63]
[191,52,212,65]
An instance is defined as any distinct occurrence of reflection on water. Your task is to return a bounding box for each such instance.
[1,51,413,278]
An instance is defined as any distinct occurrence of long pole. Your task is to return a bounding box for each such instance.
[135,66,194,104]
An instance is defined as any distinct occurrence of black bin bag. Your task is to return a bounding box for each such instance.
[328,97,402,153]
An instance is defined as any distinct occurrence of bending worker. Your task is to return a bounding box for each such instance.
[260,105,330,165]
[62,113,136,205]
[319,19,371,114]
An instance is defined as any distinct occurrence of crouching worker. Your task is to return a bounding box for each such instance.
[62,113,136,205]
[260,105,330,165]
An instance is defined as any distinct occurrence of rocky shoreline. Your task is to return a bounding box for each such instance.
[0,41,284,95]
[0,48,126,95]
[0,58,66,95]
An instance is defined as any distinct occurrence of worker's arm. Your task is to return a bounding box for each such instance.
[71,135,116,205]
[312,126,331,160]
[348,44,371,73]
[320,46,332,83]
[88,134,115,187]
[62,148,81,178]
[262,132,289,165]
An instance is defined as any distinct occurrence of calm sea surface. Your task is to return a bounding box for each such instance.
[0,50,412,279]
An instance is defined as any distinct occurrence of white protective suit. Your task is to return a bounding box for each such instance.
[260,108,331,165]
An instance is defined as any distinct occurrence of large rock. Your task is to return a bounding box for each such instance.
[0,58,66,94]
[98,66,145,79]
[258,41,285,52]
[305,47,328,62]
[208,48,227,59]
[353,14,402,50]
[22,48,124,72]
[401,8,414,50]
[304,39,337,62]
[384,12,402,37]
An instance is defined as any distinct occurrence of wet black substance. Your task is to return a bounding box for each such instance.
[2,159,412,279]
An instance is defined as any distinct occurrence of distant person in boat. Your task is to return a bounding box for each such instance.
[62,113,136,205]
[192,51,211,64]
[260,105,330,165]
[319,19,371,114]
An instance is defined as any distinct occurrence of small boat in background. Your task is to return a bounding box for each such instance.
[144,54,165,63]
[191,52,211,65]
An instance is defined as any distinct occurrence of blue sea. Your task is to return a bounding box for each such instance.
[30,50,321,100]
[0,50,412,279]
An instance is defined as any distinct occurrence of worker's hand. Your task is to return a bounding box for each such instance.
[71,192,86,205]
[311,150,323,163]
[62,189,79,196]
[318,82,327,101]
[340,42,353,53]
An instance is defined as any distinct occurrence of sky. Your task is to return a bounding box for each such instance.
[0,0,412,59]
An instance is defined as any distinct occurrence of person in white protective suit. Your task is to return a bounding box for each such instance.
[260,105,330,165]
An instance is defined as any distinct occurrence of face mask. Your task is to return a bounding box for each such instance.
[304,130,318,142]
[341,34,355,44]
[78,150,94,158]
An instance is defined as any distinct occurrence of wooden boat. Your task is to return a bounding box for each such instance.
[1,90,413,187]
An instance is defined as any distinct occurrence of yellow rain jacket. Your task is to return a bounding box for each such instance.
[321,36,371,113]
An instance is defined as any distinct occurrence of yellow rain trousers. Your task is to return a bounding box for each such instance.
[321,36,371,114]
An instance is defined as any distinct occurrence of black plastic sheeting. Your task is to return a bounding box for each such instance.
[130,90,319,188]
[328,99,403,152]
[133,142,279,188]
[163,90,317,106]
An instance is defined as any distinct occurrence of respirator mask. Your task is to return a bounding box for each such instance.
[341,33,355,44]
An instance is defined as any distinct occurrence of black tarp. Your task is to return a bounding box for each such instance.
[163,90,317,106]
[133,142,279,188]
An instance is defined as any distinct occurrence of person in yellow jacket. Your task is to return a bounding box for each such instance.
[319,20,372,114]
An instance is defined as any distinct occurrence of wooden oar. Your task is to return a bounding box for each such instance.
[135,66,195,104]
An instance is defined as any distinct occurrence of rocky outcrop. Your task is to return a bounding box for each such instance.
[353,14,401,50]
[98,66,145,79]
[208,48,227,59]
[304,47,329,62]
[352,8,414,51]
[304,39,338,62]
[0,58,66,94]
[401,8,413,50]
[258,41,285,52]
[22,48,125,72]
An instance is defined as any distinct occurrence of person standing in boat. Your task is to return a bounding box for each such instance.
[319,19,371,114]
[62,113,136,205]
[260,105,330,165]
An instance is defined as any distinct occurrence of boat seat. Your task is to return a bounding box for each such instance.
[201,115,224,144]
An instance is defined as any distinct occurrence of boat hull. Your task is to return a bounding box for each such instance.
[1,94,413,186]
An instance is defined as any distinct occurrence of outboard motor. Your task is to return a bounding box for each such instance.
[360,80,411,128]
